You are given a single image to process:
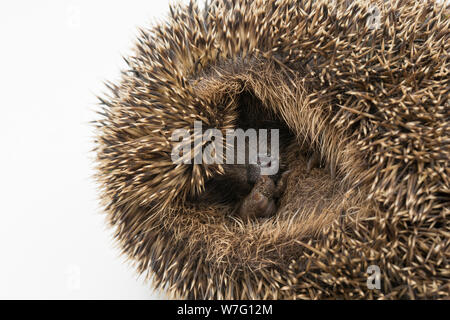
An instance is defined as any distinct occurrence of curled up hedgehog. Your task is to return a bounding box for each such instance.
[94,0,450,299]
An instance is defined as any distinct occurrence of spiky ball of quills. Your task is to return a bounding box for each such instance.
[95,0,449,299]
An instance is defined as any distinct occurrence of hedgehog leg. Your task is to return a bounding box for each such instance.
[238,188,273,219]
[237,175,279,219]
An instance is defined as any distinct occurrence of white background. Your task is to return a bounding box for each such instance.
[0,0,189,300]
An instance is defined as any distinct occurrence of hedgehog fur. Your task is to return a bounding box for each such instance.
[95,0,450,299]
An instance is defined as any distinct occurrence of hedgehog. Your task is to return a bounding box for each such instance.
[94,0,450,299]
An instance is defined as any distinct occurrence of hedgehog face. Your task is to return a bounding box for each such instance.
[191,80,348,226]
[200,85,341,221]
